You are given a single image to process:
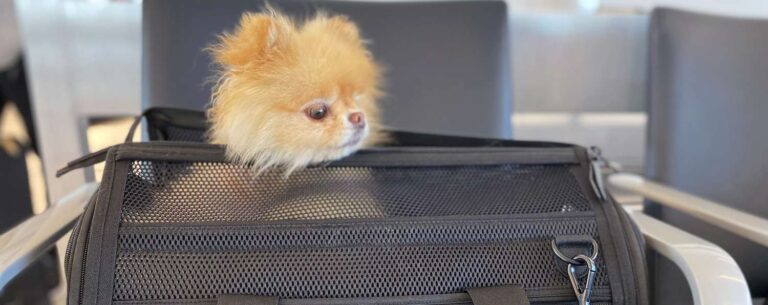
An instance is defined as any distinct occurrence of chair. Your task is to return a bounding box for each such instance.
[0,144,59,304]
[610,8,768,305]
[143,0,512,138]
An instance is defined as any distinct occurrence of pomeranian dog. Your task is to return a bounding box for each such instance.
[207,8,383,174]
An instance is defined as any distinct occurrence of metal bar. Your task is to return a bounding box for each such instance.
[0,183,98,290]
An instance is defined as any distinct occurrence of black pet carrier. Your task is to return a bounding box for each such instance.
[59,108,648,305]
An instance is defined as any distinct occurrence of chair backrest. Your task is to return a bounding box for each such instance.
[647,8,768,303]
[143,0,511,138]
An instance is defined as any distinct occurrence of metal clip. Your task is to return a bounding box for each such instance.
[567,254,597,305]
[589,146,621,173]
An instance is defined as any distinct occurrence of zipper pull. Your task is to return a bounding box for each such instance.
[587,147,608,201]
[589,146,620,173]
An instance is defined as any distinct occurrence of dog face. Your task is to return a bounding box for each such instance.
[208,10,382,172]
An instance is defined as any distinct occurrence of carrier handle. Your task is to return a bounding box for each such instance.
[55,146,110,177]
[125,107,210,143]
[124,110,152,143]
[216,285,529,305]
[56,110,148,177]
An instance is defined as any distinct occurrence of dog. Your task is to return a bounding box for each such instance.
[207,8,384,175]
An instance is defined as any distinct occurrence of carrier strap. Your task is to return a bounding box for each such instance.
[216,295,278,305]
[467,285,530,305]
[215,285,529,305]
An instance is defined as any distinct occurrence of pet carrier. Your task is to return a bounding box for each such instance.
[56,108,649,305]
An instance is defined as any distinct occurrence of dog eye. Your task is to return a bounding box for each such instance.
[305,104,328,120]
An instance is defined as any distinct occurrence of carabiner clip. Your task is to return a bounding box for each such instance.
[567,254,597,305]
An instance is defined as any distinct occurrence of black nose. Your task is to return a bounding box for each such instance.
[348,112,366,129]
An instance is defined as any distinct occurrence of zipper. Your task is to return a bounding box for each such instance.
[614,196,649,305]
[64,215,82,282]
[76,207,94,305]
[67,188,98,305]
[77,237,89,305]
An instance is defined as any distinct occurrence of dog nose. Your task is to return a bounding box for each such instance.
[348,112,366,128]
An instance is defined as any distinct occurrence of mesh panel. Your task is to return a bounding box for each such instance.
[114,221,608,300]
[114,159,606,301]
[122,161,591,224]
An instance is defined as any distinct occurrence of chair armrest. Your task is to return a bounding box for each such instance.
[0,183,98,290]
[609,173,768,247]
[626,207,751,305]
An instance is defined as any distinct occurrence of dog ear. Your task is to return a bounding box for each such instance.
[211,11,294,68]
[324,15,362,42]
[304,14,362,44]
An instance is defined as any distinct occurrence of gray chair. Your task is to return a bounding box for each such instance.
[612,8,768,305]
[143,0,512,138]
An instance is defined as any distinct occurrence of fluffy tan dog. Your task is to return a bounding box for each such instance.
[208,8,383,174]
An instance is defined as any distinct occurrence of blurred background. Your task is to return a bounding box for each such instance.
[1,0,767,304]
